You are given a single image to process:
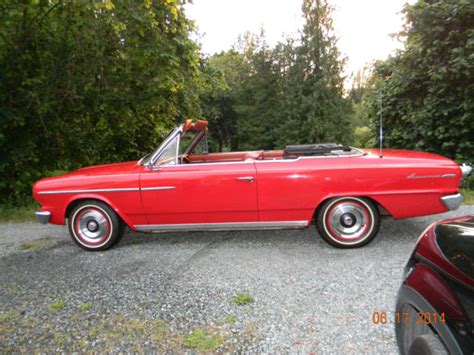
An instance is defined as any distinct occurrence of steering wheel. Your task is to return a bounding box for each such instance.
[180,154,191,164]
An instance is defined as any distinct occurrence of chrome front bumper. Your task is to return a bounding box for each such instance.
[35,211,51,224]
[441,193,463,211]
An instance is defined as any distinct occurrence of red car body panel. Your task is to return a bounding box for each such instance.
[406,264,468,321]
[140,161,258,224]
[33,146,462,229]
[415,216,474,290]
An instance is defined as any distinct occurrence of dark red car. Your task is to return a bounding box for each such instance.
[396,216,474,354]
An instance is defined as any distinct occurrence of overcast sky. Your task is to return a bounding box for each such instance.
[185,0,415,86]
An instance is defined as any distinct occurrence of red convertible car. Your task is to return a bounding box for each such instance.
[33,120,471,251]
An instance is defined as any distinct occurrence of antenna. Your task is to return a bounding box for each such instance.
[379,93,383,158]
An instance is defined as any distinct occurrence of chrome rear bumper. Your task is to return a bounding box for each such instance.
[441,193,463,211]
[35,211,51,224]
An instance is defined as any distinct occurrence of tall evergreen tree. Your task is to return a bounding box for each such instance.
[233,32,281,150]
[277,0,352,147]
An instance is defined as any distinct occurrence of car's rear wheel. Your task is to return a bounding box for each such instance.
[316,196,380,248]
[407,334,448,355]
[68,200,124,251]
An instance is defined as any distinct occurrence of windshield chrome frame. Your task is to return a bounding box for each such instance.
[145,124,184,168]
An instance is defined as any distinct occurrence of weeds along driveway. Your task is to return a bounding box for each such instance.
[1,205,473,353]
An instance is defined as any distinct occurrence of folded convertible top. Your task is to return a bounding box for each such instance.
[283,143,352,157]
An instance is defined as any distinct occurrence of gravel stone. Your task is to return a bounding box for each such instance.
[0,205,473,352]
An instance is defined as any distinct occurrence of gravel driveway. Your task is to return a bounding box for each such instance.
[1,205,473,353]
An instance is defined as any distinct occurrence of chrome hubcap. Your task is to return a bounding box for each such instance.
[329,203,368,240]
[77,210,109,244]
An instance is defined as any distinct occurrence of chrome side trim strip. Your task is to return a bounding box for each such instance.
[134,221,308,232]
[141,186,176,191]
[38,188,139,195]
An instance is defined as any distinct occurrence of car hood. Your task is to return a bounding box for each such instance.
[68,161,141,176]
[33,161,141,198]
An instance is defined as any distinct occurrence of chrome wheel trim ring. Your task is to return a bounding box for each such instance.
[322,197,375,245]
[71,205,113,248]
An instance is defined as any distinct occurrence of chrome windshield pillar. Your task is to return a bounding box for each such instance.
[148,124,184,166]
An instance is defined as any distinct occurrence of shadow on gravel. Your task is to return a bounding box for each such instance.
[115,215,425,251]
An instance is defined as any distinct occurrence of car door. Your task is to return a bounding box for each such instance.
[139,161,258,227]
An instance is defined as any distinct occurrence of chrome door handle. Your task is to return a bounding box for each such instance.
[236,176,254,182]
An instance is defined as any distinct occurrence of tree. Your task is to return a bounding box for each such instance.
[276,0,353,147]
[365,0,474,162]
[198,54,239,152]
[233,32,282,150]
[0,0,200,202]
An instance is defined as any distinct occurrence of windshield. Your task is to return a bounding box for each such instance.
[140,123,207,167]
[140,127,180,166]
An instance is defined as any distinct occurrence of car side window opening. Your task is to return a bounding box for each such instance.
[189,133,208,155]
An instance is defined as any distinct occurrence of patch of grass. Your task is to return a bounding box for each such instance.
[461,188,474,204]
[224,315,236,324]
[0,311,177,352]
[0,203,38,223]
[49,299,66,312]
[232,293,255,306]
[183,329,223,350]
[78,303,93,313]
[0,310,19,322]
[19,238,54,251]
[54,332,67,347]
[98,316,168,343]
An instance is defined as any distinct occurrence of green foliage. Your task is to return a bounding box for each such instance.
[183,329,223,350]
[49,299,66,312]
[353,126,372,148]
[277,0,353,147]
[199,0,353,152]
[224,315,236,324]
[364,0,473,162]
[78,303,93,313]
[232,293,254,305]
[1,0,362,205]
[462,189,474,204]
[0,203,37,223]
[0,0,200,202]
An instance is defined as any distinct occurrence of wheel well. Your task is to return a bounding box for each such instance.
[312,196,390,222]
[65,198,108,220]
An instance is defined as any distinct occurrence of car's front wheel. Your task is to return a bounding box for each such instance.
[68,200,124,251]
[316,196,380,248]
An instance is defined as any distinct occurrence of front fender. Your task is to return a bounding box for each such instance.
[63,194,138,231]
